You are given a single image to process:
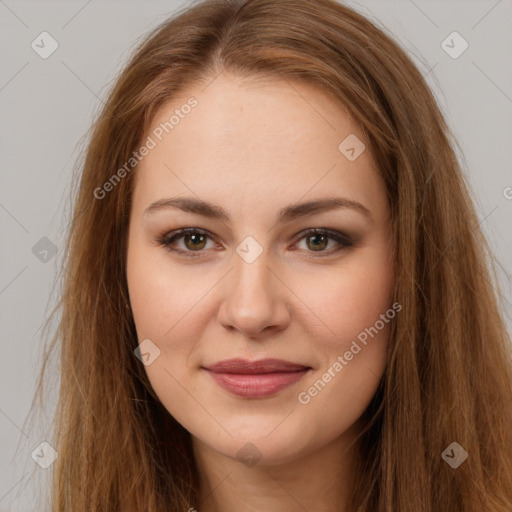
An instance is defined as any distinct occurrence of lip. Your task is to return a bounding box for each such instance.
[203,358,312,398]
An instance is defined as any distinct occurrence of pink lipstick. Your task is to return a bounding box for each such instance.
[203,358,311,398]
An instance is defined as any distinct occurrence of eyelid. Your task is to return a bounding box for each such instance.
[157,226,354,258]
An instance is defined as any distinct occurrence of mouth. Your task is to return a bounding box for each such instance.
[202,358,312,398]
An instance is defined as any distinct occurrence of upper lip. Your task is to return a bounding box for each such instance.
[204,358,311,374]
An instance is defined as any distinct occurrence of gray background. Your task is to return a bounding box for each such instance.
[1,0,511,510]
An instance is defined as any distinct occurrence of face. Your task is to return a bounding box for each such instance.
[126,72,395,466]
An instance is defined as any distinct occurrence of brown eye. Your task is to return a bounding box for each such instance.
[294,228,353,256]
[183,232,207,251]
[305,233,329,251]
[158,228,216,258]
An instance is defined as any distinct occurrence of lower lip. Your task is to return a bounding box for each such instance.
[204,369,311,398]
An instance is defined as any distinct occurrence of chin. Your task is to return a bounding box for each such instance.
[194,418,320,467]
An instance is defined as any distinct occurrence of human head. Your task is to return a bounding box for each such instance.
[125,70,396,470]
[41,1,512,510]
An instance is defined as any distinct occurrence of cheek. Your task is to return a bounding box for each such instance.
[126,244,221,407]
[127,242,214,340]
[126,247,210,428]
[292,246,395,345]
[127,246,190,377]
[291,247,393,431]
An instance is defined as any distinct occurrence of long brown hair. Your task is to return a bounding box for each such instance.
[33,0,512,510]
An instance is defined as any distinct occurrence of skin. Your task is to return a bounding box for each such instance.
[126,71,395,512]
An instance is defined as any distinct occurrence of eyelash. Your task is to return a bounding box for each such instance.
[157,227,354,259]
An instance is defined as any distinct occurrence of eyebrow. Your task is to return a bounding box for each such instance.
[144,195,372,223]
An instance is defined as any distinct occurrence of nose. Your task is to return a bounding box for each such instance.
[217,250,291,339]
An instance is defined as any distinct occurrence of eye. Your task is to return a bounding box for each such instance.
[158,228,219,258]
[292,228,354,256]
[157,227,353,259]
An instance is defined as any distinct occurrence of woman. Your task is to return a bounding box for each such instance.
[35,0,512,510]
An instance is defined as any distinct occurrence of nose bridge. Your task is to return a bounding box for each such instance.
[218,240,289,336]
[233,245,272,298]
[231,230,273,294]
[232,243,276,309]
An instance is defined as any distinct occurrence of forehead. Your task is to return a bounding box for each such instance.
[132,72,384,218]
